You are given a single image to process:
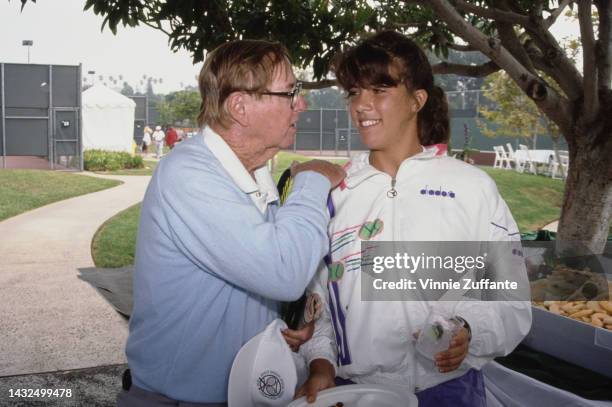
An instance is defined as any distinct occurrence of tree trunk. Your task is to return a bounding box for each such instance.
[556,126,612,254]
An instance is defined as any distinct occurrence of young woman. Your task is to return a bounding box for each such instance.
[291,31,531,406]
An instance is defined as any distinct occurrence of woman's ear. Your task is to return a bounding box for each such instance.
[226,91,249,127]
[412,89,429,113]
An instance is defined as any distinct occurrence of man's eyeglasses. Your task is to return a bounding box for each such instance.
[255,81,303,110]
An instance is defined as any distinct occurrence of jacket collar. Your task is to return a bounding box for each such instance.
[343,144,447,189]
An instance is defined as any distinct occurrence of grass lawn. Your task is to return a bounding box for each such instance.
[0,170,121,222]
[97,151,346,179]
[91,153,565,267]
[91,204,141,268]
[481,167,565,232]
[271,152,347,182]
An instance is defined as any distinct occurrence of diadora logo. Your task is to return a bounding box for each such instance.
[420,185,456,198]
[257,370,284,400]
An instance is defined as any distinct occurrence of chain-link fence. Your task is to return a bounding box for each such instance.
[0,63,82,170]
[292,90,565,156]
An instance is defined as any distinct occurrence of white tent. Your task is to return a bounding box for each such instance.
[82,84,136,153]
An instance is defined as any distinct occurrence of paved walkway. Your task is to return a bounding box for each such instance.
[541,220,559,232]
[0,173,150,377]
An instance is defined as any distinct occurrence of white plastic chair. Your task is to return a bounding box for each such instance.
[519,144,538,175]
[493,145,512,170]
[550,153,569,179]
[493,146,504,169]
[505,143,517,170]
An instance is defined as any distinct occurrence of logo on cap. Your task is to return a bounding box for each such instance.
[257,370,284,400]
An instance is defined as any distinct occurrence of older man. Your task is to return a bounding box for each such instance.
[119,40,345,406]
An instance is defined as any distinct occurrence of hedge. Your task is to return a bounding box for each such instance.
[84,150,144,171]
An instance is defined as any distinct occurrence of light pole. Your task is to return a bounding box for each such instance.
[22,40,33,63]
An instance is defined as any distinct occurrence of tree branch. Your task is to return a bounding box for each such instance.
[579,0,599,120]
[433,60,500,76]
[427,0,573,138]
[453,0,530,25]
[524,19,584,99]
[143,19,171,36]
[492,0,536,73]
[531,0,545,18]
[545,0,574,28]
[447,42,476,51]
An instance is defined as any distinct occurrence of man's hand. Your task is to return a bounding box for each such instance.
[294,359,336,403]
[434,327,470,373]
[282,321,315,352]
[291,160,346,189]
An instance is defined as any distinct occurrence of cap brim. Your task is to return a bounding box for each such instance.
[228,332,262,407]
[287,384,417,407]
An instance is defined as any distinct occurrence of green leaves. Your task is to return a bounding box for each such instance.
[15,0,579,90]
[158,90,200,127]
[477,71,559,142]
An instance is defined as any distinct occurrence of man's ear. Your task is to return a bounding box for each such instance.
[226,91,249,127]
[412,89,428,113]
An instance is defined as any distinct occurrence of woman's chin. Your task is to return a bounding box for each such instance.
[360,135,384,151]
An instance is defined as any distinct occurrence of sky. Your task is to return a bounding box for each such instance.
[0,0,202,94]
[0,1,581,95]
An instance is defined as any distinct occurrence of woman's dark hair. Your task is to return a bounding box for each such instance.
[334,31,449,145]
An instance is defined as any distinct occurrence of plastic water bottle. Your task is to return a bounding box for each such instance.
[415,312,460,359]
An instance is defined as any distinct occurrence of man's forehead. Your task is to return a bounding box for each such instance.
[271,61,296,86]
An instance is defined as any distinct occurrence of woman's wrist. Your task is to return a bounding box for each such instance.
[309,358,335,378]
[453,315,472,342]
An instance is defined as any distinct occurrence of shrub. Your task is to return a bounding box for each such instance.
[129,155,144,169]
[84,150,145,171]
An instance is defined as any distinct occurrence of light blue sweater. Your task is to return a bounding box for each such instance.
[126,135,331,403]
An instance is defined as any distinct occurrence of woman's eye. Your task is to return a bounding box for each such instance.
[372,87,386,94]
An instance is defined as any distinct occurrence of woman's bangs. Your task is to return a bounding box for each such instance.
[336,43,401,90]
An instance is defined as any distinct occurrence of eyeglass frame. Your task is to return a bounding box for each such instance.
[245,81,303,110]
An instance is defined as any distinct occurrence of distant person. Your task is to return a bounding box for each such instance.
[141,126,152,155]
[118,39,345,406]
[165,126,178,149]
[152,125,165,158]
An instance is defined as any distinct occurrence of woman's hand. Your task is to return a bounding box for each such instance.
[294,359,336,403]
[282,321,315,352]
[434,327,470,373]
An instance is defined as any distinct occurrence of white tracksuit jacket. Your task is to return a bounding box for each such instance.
[301,145,532,392]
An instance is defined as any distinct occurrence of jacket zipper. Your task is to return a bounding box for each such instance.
[388,178,399,242]
[387,178,397,198]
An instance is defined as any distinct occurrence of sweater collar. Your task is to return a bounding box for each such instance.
[202,126,279,211]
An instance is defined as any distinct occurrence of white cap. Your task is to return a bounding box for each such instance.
[228,319,297,407]
[155,125,162,130]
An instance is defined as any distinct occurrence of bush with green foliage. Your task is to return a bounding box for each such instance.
[84,150,144,171]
